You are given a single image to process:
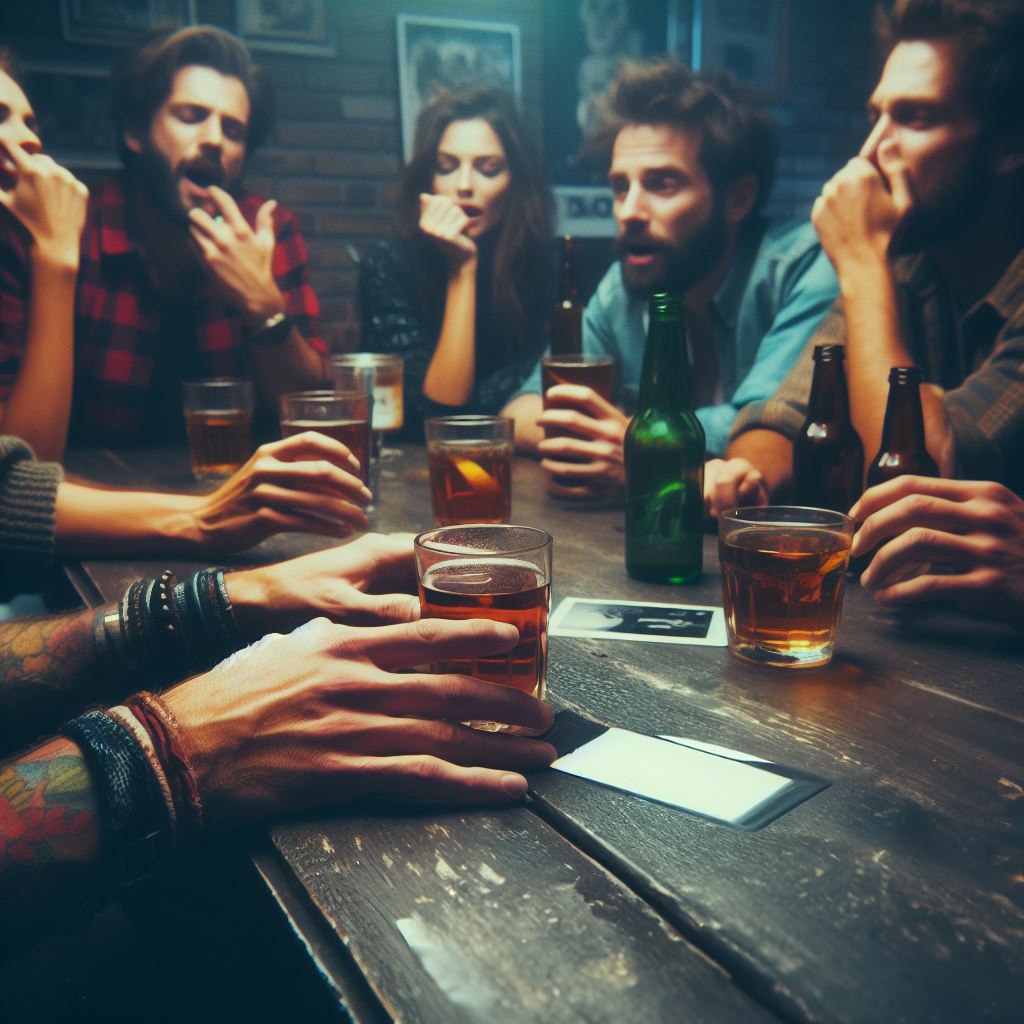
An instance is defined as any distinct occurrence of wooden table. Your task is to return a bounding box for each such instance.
[64,446,1024,1024]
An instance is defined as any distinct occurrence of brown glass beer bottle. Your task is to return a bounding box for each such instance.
[550,235,582,356]
[866,366,939,486]
[792,345,864,512]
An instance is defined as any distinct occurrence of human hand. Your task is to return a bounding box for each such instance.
[162,617,557,828]
[850,476,1024,630]
[703,457,768,519]
[185,432,373,551]
[536,384,630,493]
[811,145,913,275]
[188,186,285,322]
[227,532,421,639]
[419,193,477,267]
[0,144,87,268]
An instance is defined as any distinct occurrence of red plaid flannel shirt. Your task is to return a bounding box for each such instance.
[0,176,325,444]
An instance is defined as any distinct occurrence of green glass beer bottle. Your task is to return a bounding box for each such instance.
[624,292,706,583]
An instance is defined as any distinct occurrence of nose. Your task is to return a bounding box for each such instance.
[859,114,891,168]
[455,161,473,196]
[616,181,648,225]
[198,116,224,152]
[11,119,42,156]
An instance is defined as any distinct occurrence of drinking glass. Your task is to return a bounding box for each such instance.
[278,389,372,486]
[719,506,854,668]
[182,378,254,479]
[425,416,513,526]
[415,524,552,733]
[331,354,404,508]
[541,354,615,499]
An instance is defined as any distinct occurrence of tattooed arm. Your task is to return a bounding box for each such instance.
[0,737,103,952]
[0,608,111,752]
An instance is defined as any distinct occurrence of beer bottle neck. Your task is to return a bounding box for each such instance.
[638,300,692,412]
[878,377,927,455]
[807,357,851,423]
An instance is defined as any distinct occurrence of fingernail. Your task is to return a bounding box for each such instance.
[501,773,528,797]
[361,485,373,501]
[850,534,862,556]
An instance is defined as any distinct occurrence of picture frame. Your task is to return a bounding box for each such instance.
[22,62,119,171]
[396,14,521,161]
[235,0,336,57]
[59,0,195,47]
[693,0,789,97]
[543,0,672,237]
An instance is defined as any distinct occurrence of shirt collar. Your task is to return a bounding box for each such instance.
[711,217,767,330]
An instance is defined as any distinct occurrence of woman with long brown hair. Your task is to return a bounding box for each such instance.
[359,85,554,438]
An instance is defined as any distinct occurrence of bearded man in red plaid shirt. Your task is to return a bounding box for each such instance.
[3,26,326,446]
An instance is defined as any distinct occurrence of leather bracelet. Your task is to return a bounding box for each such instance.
[248,309,294,347]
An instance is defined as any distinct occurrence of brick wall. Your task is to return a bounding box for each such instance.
[1,0,879,350]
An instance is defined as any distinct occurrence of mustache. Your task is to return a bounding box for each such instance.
[614,231,674,261]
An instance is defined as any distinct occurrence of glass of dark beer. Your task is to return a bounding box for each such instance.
[541,354,615,499]
[719,507,854,668]
[425,416,513,526]
[278,389,372,486]
[415,524,552,733]
[182,378,254,479]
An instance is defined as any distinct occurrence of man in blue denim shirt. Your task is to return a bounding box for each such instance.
[503,60,838,509]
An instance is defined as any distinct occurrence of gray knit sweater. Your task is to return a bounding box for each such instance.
[0,435,62,593]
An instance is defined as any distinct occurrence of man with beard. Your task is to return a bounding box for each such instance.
[68,26,324,444]
[727,0,1024,504]
[502,61,838,504]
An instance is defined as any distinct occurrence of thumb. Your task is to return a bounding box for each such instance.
[256,199,277,241]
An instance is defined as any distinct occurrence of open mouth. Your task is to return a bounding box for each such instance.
[458,203,484,218]
[181,163,225,190]
[623,243,661,265]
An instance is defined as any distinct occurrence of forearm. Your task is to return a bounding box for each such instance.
[423,262,477,406]
[0,252,77,461]
[502,393,544,452]
[727,429,793,498]
[54,482,206,556]
[248,327,326,407]
[0,736,103,950]
[839,261,952,474]
[0,608,109,750]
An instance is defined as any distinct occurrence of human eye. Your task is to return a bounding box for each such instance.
[608,174,628,197]
[476,157,506,177]
[435,153,457,175]
[223,118,247,143]
[892,102,936,129]
[0,103,9,126]
[647,172,683,195]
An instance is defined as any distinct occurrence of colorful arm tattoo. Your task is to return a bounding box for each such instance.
[0,737,103,950]
[0,608,110,749]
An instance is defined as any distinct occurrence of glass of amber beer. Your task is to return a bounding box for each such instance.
[415,524,552,734]
[278,390,372,486]
[719,507,854,668]
[425,416,513,526]
[541,354,615,499]
[182,378,254,479]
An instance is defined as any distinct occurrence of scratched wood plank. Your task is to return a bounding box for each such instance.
[270,805,780,1024]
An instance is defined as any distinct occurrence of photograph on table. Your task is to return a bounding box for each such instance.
[396,14,521,160]
[550,597,727,646]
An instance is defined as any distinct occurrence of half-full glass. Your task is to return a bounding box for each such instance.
[719,506,854,668]
[425,416,513,526]
[278,389,372,486]
[330,353,404,432]
[415,524,552,733]
[182,378,254,479]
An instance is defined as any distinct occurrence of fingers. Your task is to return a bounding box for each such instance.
[850,476,1004,524]
[254,431,363,478]
[339,590,421,626]
[860,525,983,590]
[703,458,767,518]
[542,384,621,423]
[335,617,520,672]
[241,482,371,527]
[254,198,277,243]
[249,455,371,504]
[207,185,251,234]
[354,758,537,804]
[871,568,1001,611]
[539,456,611,482]
[419,193,472,244]
[851,491,987,558]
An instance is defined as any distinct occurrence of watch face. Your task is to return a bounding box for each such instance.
[252,312,293,346]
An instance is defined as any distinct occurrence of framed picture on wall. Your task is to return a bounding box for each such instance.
[543,0,674,236]
[396,15,521,161]
[22,62,118,171]
[694,0,789,96]
[60,0,195,46]
[235,0,336,57]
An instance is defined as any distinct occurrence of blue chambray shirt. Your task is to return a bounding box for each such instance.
[514,218,838,456]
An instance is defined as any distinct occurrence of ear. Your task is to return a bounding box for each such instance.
[123,130,143,156]
[723,173,758,226]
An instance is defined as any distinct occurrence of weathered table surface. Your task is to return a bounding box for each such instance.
[65,446,1024,1024]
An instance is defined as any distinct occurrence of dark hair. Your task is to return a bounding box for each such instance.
[110,25,274,165]
[588,58,777,212]
[398,84,554,356]
[0,48,25,88]
[875,0,1024,138]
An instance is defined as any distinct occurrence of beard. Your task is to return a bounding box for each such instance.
[130,139,233,226]
[894,143,991,253]
[616,197,729,298]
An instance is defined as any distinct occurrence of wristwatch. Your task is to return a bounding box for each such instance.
[249,309,295,347]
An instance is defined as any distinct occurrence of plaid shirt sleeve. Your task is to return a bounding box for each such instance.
[268,204,327,355]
